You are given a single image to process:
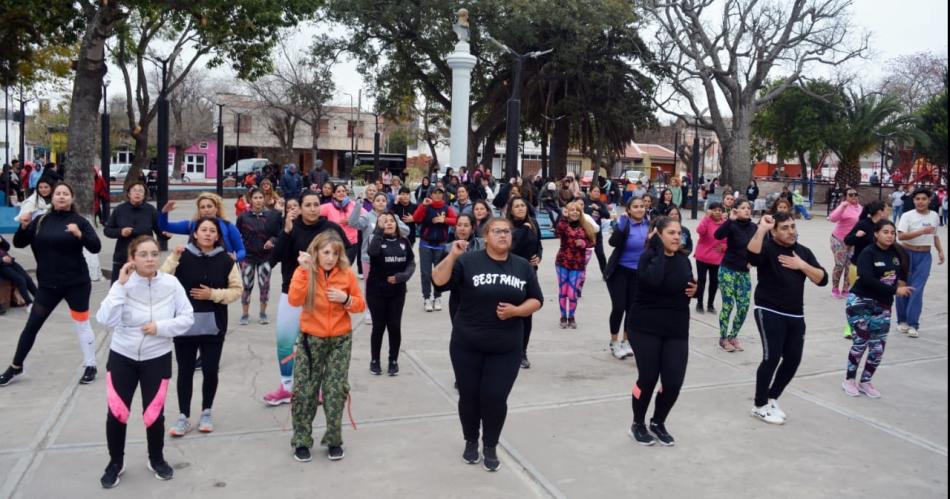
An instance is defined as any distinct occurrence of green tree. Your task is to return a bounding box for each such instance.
[63,0,322,214]
[917,85,948,184]
[752,79,843,178]
[0,1,81,86]
[825,91,924,187]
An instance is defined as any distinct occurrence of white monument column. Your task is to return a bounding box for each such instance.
[446,9,477,170]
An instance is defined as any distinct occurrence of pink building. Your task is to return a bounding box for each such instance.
[168,139,219,180]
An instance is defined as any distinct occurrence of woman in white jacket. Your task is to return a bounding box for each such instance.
[95,236,194,489]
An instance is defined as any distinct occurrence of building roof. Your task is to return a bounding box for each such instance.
[622,142,675,162]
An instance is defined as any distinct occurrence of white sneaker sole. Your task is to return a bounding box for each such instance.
[147,461,173,481]
[294,452,312,463]
[482,461,500,472]
[462,455,481,465]
[858,387,881,399]
[100,466,125,489]
[750,411,785,425]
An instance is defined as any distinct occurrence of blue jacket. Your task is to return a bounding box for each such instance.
[158,214,246,262]
[281,172,302,200]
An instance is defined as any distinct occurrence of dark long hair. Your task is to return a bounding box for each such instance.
[188,216,224,249]
[505,196,540,236]
[859,200,887,220]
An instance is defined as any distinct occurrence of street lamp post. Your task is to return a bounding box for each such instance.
[156,60,170,250]
[690,123,700,220]
[235,111,243,176]
[486,35,551,180]
[101,79,111,219]
[216,104,224,196]
[343,92,355,178]
[878,134,888,201]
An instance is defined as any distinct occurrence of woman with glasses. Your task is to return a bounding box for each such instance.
[827,187,863,299]
[432,217,543,472]
[104,181,165,285]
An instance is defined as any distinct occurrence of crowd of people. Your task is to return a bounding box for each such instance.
[0,161,945,486]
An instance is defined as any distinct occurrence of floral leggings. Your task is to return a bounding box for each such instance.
[240,261,272,306]
[830,235,853,292]
[556,265,583,319]
[845,294,890,382]
[718,267,751,339]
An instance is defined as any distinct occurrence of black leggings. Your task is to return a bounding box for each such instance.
[12,283,91,366]
[173,335,225,417]
[608,267,638,335]
[522,315,533,355]
[106,351,171,465]
[695,261,720,307]
[593,232,607,274]
[753,308,806,407]
[0,262,37,304]
[450,335,521,447]
[630,333,688,425]
[367,291,406,362]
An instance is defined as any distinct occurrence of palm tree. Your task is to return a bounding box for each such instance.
[826,91,926,187]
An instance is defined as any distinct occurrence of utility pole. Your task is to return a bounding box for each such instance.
[18,85,25,166]
[235,112,243,177]
[216,104,224,196]
[690,120,700,220]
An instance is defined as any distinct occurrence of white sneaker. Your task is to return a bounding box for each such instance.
[433,298,443,311]
[750,405,785,425]
[768,399,787,420]
[424,299,434,312]
[907,327,919,338]
[897,322,910,334]
[364,313,372,325]
[620,340,634,359]
[609,341,626,360]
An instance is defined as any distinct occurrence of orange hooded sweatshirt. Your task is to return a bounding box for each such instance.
[288,265,366,337]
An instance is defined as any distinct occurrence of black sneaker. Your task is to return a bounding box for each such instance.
[194,357,202,371]
[99,462,124,489]
[147,459,174,480]
[0,365,23,387]
[695,302,704,313]
[294,447,312,462]
[80,366,97,385]
[649,420,675,446]
[387,360,399,377]
[520,355,531,369]
[628,423,655,446]
[370,360,382,375]
[482,445,500,472]
[328,445,344,461]
[706,304,717,314]
[462,440,480,464]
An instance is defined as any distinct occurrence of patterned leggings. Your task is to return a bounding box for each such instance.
[718,267,751,339]
[830,235,853,292]
[846,295,890,382]
[576,248,594,296]
[240,261,272,306]
[556,265,583,319]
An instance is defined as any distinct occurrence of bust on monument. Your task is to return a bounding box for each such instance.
[452,8,470,43]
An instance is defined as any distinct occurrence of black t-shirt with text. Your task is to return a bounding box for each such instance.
[748,237,828,315]
[446,250,544,352]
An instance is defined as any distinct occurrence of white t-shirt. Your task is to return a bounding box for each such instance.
[898,209,939,247]
[889,191,904,208]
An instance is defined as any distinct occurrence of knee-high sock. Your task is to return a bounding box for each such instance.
[73,318,96,366]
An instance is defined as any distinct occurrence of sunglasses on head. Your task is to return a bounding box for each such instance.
[847,192,858,197]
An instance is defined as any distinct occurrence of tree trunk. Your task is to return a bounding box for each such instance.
[721,112,753,191]
[550,117,570,179]
[835,157,862,188]
[126,130,150,189]
[172,144,185,180]
[540,123,549,180]
[65,4,124,215]
[310,123,320,174]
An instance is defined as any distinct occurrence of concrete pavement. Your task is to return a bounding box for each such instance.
[0,202,946,499]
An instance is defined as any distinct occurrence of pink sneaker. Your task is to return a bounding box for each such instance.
[262,386,293,406]
[858,381,881,399]
[831,289,841,299]
[841,379,859,397]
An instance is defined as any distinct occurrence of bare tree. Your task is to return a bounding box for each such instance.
[647,0,868,189]
[168,69,214,180]
[418,97,449,168]
[247,75,301,164]
[879,51,948,114]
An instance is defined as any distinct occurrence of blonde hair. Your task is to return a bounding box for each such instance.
[304,231,350,311]
[566,200,597,242]
[194,192,226,220]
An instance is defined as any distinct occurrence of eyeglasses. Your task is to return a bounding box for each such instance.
[847,192,858,197]
[129,188,145,193]
[489,228,512,236]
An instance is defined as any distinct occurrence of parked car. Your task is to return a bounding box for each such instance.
[617,169,649,185]
[109,164,152,182]
[223,158,270,179]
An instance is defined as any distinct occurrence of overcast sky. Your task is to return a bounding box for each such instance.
[89,0,949,115]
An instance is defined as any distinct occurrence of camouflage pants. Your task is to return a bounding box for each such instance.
[291,333,352,449]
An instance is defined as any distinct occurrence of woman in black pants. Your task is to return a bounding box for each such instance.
[0,233,37,307]
[627,217,697,446]
[604,197,649,360]
[160,218,242,436]
[96,236,194,488]
[366,212,416,376]
[584,185,611,275]
[103,181,164,285]
[506,197,543,368]
[432,217,543,472]
[1,182,102,387]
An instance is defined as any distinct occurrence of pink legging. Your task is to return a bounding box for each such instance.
[556,265,582,319]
